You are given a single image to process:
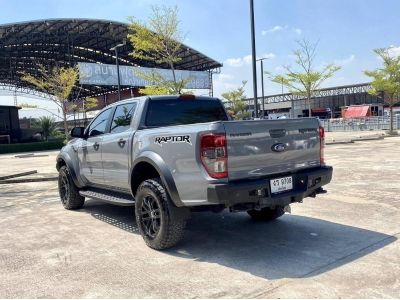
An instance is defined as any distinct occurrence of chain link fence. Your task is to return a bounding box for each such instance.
[320,116,400,132]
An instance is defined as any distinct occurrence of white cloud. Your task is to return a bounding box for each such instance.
[215,74,233,81]
[374,46,400,61]
[387,46,400,57]
[262,25,302,36]
[225,57,243,67]
[225,53,275,67]
[243,55,253,65]
[261,52,276,59]
[334,54,355,66]
[261,25,285,35]
[213,72,245,97]
[293,28,302,35]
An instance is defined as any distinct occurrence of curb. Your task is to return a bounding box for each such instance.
[383,134,400,138]
[326,141,354,145]
[326,135,390,145]
[0,170,38,181]
[351,137,384,142]
[0,177,58,184]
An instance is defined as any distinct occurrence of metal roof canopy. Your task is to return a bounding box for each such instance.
[0,18,222,99]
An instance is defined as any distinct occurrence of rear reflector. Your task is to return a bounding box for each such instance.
[200,133,228,179]
[319,126,325,165]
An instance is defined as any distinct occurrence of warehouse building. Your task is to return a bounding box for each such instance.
[0,105,20,143]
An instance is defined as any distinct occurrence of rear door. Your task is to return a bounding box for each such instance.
[101,101,138,189]
[223,118,321,181]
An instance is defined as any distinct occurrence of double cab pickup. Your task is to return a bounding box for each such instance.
[57,95,332,249]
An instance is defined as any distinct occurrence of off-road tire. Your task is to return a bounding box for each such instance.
[135,178,189,250]
[247,207,285,221]
[58,165,85,210]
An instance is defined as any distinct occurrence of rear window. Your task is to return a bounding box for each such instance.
[145,99,228,127]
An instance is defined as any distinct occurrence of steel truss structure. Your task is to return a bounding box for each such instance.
[245,83,373,105]
[0,82,56,100]
[0,18,222,100]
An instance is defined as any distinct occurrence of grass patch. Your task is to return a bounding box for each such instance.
[0,140,64,154]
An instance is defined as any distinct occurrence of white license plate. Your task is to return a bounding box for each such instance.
[270,176,293,194]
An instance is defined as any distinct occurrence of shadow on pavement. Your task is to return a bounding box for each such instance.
[83,201,396,280]
[85,201,138,234]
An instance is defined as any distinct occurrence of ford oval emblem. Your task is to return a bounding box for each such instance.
[272,143,287,152]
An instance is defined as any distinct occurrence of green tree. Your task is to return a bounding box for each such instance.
[128,5,189,94]
[20,65,78,139]
[365,47,400,134]
[221,81,251,120]
[32,116,57,141]
[134,69,191,95]
[68,96,99,127]
[271,39,340,117]
[86,97,98,110]
[72,96,98,114]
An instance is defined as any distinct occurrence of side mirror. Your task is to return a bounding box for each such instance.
[70,127,86,138]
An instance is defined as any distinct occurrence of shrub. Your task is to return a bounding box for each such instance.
[0,140,64,154]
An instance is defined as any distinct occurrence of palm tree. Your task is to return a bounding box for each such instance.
[33,116,57,141]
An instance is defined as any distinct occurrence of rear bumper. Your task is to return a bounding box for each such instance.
[207,166,333,208]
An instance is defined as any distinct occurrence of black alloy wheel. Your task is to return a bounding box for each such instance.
[58,165,85,210]
[135,178,189,250]
[59,172,70,205]
[139,195,161,239]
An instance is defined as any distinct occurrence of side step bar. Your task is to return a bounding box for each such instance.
[79,188,135,206]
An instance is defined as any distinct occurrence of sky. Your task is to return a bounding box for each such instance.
[1,0,400,119]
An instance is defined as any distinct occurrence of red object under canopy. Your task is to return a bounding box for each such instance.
[343,106,370,118]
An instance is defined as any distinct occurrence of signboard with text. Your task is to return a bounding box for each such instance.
[78,62,210,89]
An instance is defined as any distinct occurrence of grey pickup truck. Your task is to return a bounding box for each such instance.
[56,95,332,249]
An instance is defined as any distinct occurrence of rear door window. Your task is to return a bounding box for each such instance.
[145,99,228,127]
[110,102,137,134]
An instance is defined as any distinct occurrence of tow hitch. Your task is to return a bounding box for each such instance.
[308,187,328,198]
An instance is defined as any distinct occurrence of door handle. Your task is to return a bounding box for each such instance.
[118,138,126,148]
[93,142,100,151]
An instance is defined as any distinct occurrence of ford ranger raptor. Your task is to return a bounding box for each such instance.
[56,95,332,249]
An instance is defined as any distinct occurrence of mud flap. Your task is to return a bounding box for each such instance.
[170,204,191,221]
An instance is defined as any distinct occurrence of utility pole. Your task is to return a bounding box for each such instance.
[250,0,258,118]
[13,90,17,106]
[110,43,125,102]
[257,57,269,118]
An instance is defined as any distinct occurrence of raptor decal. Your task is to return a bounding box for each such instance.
[154,135,192,146]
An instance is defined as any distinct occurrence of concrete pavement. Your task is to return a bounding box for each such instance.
[0,137,399,298]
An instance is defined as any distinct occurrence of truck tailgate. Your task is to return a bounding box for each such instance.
[223,118,321,181]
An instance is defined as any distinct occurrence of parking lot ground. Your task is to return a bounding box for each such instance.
[0,150,59,179]
[0,137,399,298]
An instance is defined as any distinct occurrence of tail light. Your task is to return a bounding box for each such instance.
[200,133,228,179]
[319,126,325,165]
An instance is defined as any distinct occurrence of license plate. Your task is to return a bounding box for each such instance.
[270,176,293,194]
